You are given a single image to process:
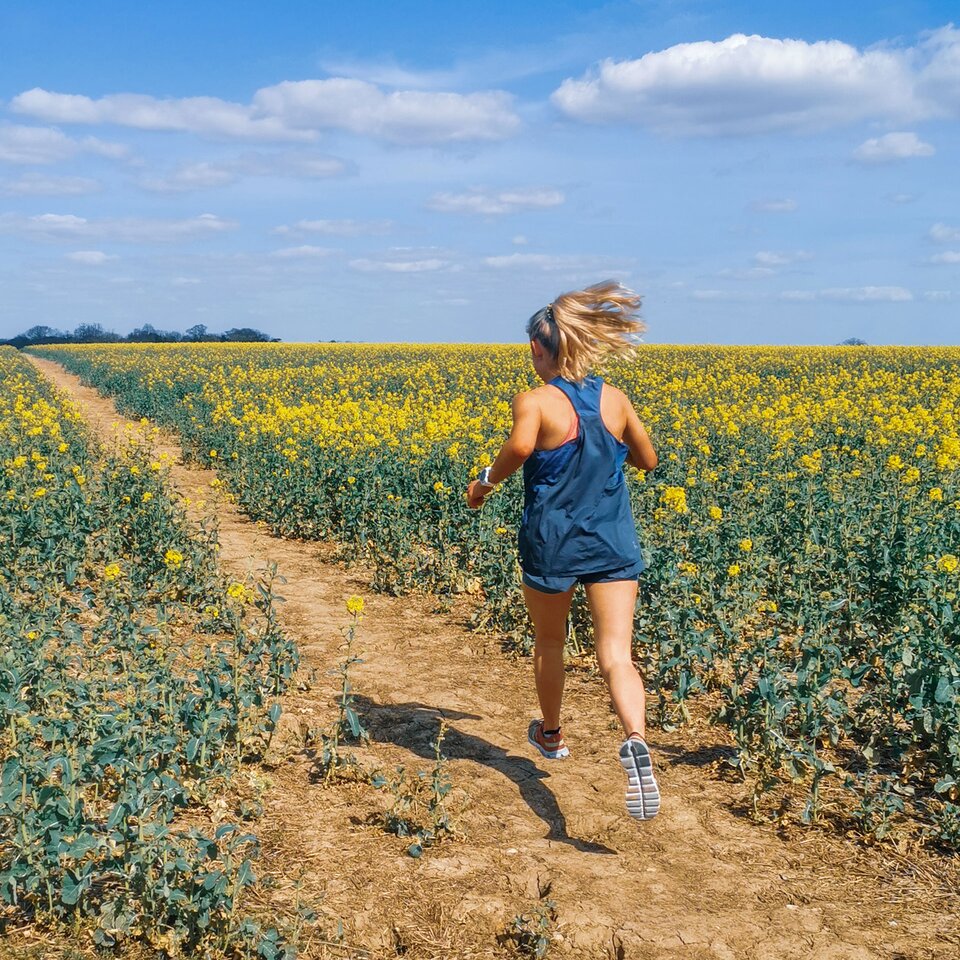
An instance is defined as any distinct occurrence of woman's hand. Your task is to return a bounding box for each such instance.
[466,480,490,509]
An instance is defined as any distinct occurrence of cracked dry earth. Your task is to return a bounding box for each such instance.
[25,354,960,960]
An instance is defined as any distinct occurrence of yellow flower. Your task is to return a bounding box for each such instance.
[26,630,38,640]
[739,538,753,553]
[209,450,218,458]
[728,563,741,576]
[227,581,246,600]
[902,466,920,485]
[142,491,153,502]
[495,526,508,535]
[203,605,220,618]
[103,562,122,581]
[886,454,905,471]
[433,480,445,493]
[347,476,356,485]
[937,554,959,574]
[164,548,184,568]
[929,487,943,502]
[709,505,723,520]
[32,487,47,498]
[346,595,365,615]
[677,560,699,576]
[661,486,688,514]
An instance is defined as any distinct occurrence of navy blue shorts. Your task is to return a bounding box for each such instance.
[521,559,644,595]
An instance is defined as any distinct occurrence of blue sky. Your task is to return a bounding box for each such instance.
[1,1,957,344]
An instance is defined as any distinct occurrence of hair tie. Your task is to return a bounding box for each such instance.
[544,304,556,324]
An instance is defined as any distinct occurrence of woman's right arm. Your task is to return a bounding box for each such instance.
[622,399,658,472]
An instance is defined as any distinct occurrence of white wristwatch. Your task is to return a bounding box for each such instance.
[477,466,497,488]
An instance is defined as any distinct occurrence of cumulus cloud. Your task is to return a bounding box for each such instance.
[139,151,347,192]
[750,198,797,213]
[254,80,519,144]
[852,131,935,163]
[270,245,336,259]
[0,212,237,243]
[65,250,117,265]
[428,187,564,215]
[0,172,101,196]
[272,218,393,237]
[930,223,960,243]
[931,251,960,264]
[0,123,129,164]
[349,257,448,272]
[11,78,520,145]
[552,26,960,136]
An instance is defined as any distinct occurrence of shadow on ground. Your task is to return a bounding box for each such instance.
[345,696,616,855]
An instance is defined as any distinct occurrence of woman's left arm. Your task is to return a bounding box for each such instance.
[466,392,541,508]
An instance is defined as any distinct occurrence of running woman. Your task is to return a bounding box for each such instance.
[466,281,661,821]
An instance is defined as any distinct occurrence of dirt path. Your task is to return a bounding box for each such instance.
[26,354,959,960]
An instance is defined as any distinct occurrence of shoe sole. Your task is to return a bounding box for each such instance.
[619,738,660,820]
[528,720,570,759]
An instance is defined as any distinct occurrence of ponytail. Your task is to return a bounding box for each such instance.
[525,280,645,382]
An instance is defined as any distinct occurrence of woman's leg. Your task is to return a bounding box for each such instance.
[522,583,575,730]
[583,579,646,739]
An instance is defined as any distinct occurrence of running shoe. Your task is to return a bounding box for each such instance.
[527,719,570,759]
[619,736,660,820]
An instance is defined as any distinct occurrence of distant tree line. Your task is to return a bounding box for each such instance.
[1,323,279,350]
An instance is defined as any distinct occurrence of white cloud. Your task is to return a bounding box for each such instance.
[65,250,117,265]
[930,223,960,243]
[852,131,935,163]
[0,123,129,164]
[140,162,236,193]
[931,251,960,264]
[821,286,913,302]
[12,79,521,146]
[751,198,797,213]
[779,286,913,302]
[271,245,336,259]
[552,27,960,136]
[139,151,347,193]
[717,267,775,280]
[10,89,308,142]
[252,80,519,144]
[349,257,448,272]
[754,250,814,266]
[690,289,760,301]
[923,290,953,301]
[272,218,393,237]
[428,187,564,215]
[482,252,630,272]
[512,234,529,245]
[0,212,237,243]
[887,192,917,204]
[0,172,101,196]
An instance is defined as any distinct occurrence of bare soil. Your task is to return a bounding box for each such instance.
[22,354,960,960]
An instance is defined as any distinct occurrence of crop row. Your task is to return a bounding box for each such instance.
[1,346,300,956]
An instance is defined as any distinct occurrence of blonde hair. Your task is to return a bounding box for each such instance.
[526,280,645,382]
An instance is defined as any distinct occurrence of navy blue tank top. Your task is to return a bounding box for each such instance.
[517,375,643,577]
